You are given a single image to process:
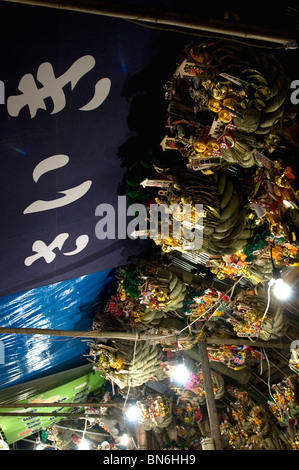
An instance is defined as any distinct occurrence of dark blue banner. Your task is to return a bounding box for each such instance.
[0,2,173,296]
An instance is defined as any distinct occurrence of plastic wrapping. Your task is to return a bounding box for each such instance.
[0,269,114,389]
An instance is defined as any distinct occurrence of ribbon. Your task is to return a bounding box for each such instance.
[218,123,237,149]
[219,133,235,149]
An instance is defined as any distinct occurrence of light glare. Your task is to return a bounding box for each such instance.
[171,363,190,386]
[120,433,130,446]
[125,405,142,423]
[272,278,292,301]
[78,438,90,450]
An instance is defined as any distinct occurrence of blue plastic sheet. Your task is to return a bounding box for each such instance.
[0,269,114,389]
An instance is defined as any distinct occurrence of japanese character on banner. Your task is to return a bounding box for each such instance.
[24,154,91,265]
[24,233,89,266]
[23,154,92,214]
[7,55,111,118]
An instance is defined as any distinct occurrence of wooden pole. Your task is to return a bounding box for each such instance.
[0,326,290,348]
[135,424,148,450]
[0,326,190,343]
[205,336,290,349]
[1,0,297,45]
[197,336,223,450]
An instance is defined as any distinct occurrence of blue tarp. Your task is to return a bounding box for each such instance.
[0,269,114,389]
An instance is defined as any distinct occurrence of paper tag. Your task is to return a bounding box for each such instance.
[231,263,243,270]
[219,72,250,88]
[208,117,225,139]
[176,59,207,77]
[252,149,273,168]
[237,333,258,338]
[251,202,266,218]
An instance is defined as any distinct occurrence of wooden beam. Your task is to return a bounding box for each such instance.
[206,336,290,349]
[135,424,148,450]
[0,326,290,348]
[0,326,191,343]
[197,336,223,450]
[1,0,297,46]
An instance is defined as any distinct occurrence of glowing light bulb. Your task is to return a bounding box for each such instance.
[120,434,130,446]
[272,278,292,301]
[171,363,190,386]
[125,405,142,423]
[78,438,90,450]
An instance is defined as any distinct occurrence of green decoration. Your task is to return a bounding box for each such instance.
[122,267,143,299]
[243,231,272,262]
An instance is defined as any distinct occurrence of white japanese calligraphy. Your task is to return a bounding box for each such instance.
[24,154,91,265]
[24,233,89,266]
[23,154,92,214]
[7,55,111,118]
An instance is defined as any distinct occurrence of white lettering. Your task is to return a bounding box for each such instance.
[290,80,299,105]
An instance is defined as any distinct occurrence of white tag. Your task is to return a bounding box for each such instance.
[252,149,273,168]
[208,117,225,138]
[251,202,266,218]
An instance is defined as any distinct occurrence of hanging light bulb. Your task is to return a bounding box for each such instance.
[269,245,293,301]
[125,404,142,423]
[35,436,44,450]
[120,433,130,446]
[78,438,90,450]
[171,363,190,386]
[272,278,292,301]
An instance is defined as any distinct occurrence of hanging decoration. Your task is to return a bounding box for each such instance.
[268,374,299,426]
[248,158,299,247]
[43,427,63,449]
[174,396,203,425]
[226,288,289,340]
[182,286,230,322]
[157,318,195,354]
[88,344,125,374]
[162,41,297,171]
[87,339,165,389]
[219,385,293,450]
[136,395,173,430]
[169,364,225,404]
[289,341,299,375]
[118,263,188,314]
[207,344,263,370]
[206,251,247,281]
[79,37,299,452]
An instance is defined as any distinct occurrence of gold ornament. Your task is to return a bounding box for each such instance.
[193,138,207,153]
[212,82,229,100]
[223,96,237,110]
[218,109,232,123]
[208,98,223,113]
[206,138,220,152]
